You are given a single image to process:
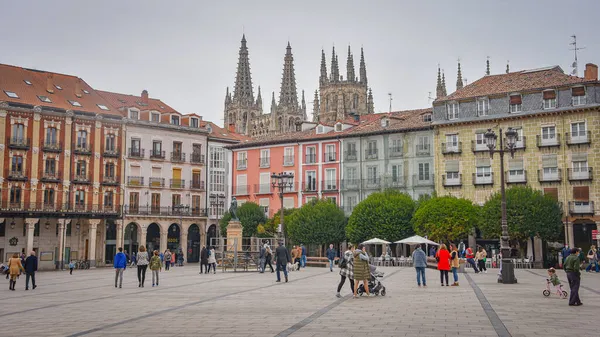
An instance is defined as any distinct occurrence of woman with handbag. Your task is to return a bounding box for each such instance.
[8,253,24,291]
[336,244,355,298]
[585,245,598,273]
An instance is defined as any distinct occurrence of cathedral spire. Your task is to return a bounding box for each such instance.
[347,46,355,83]
[278,42,299,109]
[256,86,262,110]
[442,71,447,96]
[359,47,367,88]
[232,34,254,103]
[312,90,320,122]
[436,66,443,98]
[506,60,510,74]
[319,49,328,86]
[331,46,339,82]
[456,60,464,90]
[367,88,374,114]
[486,57,490,76]
[301,90,307,120]
[224,86,231,105]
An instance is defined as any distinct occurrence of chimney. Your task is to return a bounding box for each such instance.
[46,73,54,94]
[584,63,598,81]
[141,90,149,104]
[228,123,235,133]
[75,79,82,98]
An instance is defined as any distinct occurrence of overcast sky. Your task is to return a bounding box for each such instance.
[2,1,598,126]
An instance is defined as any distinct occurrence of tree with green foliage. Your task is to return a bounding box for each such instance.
[263,208,297,237]
[287,199,346,245]
[218,202,266,237]
[346,190,416,244]
[479,186,562,243]
[412,196,480,243]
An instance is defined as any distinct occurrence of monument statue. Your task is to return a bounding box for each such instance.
[229,197,239,221]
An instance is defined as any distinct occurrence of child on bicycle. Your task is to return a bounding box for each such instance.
[547,267,560,287]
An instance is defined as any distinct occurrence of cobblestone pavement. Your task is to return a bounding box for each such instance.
[0,265,598,336]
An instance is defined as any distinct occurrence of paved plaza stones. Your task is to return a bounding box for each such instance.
[0,266,598,337]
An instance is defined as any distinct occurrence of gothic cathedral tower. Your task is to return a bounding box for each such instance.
[313,46,373,123]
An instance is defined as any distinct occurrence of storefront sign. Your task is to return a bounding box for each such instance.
[592,229,598,240]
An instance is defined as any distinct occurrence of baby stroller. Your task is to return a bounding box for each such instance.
[357,264,386,296]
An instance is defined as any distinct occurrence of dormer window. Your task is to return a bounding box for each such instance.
[55,85,63,90]
[381,118,390,127]
[335,123,342,132]
[171,115,180,125]
[543,90,557,109]
[509,94,522,113]
[571,86,586,106]
[83,89,90,94]
[38,95,52,103]
[317,125,324,134]
[477,98,489,116]
[446,102,459,120]
[23,80,32,85]
[422,113,432,122]
[97,104,110,111]
[4,91,19,98]
[68,100,82,107]
[207,125,212,133]
[190,117,199,128]
[151,112,160,122]
[129,109,139,120]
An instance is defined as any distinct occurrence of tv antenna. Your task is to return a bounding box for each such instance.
[428,92,435,104]
[570,35,585,76]
[388,93,393,113]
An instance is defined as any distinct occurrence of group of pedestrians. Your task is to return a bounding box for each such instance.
[199,246,217,274]
[4,251,38,291]
[334,244,371,298]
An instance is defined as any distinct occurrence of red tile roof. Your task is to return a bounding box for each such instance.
[436,66,590,102]
[96,90,178,114]
[201,121,250,143]
[0,63,120,116]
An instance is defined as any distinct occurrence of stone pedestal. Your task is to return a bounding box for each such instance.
[227,220,242,252]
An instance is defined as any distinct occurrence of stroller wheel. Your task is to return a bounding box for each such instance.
[542,289,550,297]
[381,288,386,296]
[562,291,568,298]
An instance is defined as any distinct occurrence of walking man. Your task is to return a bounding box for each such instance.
[465,246,479,273]
[114,247,127,288]
[164,250,172,271]
[264,244,274,273]
[200,246,208,274]
[412,245,427,287]
[24,251,38,290]
[275,241,290,283]
[564,247,583,306]
[301,244,307,268]
[326,244,336,272]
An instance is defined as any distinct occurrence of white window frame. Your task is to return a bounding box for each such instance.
[475,133,487,151]
[325,168,337,190]
[445,134,459,152]
[543,167,558,180]
[477,98,489,116]
[306,170,317,191]
[325,144,336,162]
[543,91,557,109]
[572,160,589,179]
[367,166,378,184]
[422,113,432,122]
[260,149,270,167]
[171,115,180,125]
[570,121,587,143]
[509,95,522,113]
[571,87,586,106]
[150,112,160,122]
[541,126,557,145]
[236,174,247,195]
[129,109,140,120]
[284,147,294,165]
[259,172,271,193]
[446,102,459,120]
[190,117,199,128]
[418,162,430,181]
[475,166,492,184]
[306,146,316,163]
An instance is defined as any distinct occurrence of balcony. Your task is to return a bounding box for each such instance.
[73,143,92,155]
[7,171,27,181]
[441,142,462,155]
[305,154,317,164]
[149,177,165,188]
[511,136,526,150]
[384,176,406,188]
[389,147,403,158]
[171,152,186,162]
[442,174,462,187]
[536,134,561,148]
[42,141,62,153]
[568,168,593,182]
[344,151,358,161]
[190,153,205,164]
[416,144,431,156]
[471,140,489,153]
[472,173,494,186]
[365,149,378,160]
[123,205,207,217]
[412,174,434,186]
[127,176,144,186]
[254,184,272,195]
[72,174,91,184]
[237,159,247,170]
[7,137,30,150]
[303,183,317,192]
[170,179,185,189]
[259,157,270,168]
[283,182,298,193]
[0,202,121,217]
[234,185,251,196]
[283,155,294,166]
[322,180,338,191]
[128,148,145,159]
[569,201,595,215]
[340,179,360,191]
[363,178,381,190]
[150,150,166,160]
[538,169,562,183]
[103,147,119,158]
[324,152,337,163]
[566,131,591,146]
[190,180,206,191]
[102,176,119,186]
[506,170,527,184]
[41,172,61,183]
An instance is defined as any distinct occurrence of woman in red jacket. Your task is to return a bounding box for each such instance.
[436,244,451,286]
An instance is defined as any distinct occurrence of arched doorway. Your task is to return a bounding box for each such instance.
[167,224,180,252]
[207,224,217,248]
[105,220,116,264]
[188,224,201,263]
[146,223,161,253]
[124,222,139,256]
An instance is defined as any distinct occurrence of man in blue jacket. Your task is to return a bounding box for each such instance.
[301,244,307,268]
[326,244,336,272]
[113,247,127,288]
[24,251,38,290]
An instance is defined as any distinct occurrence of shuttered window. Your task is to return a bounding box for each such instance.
[572,87,585,96]
[509,95,522,105]
[508,158,524,170]
[475,158,491,167]
[572,152,588,162]
[573,186,589,201]
[543,90,556,99]
[543,188,558,201]
[445,160,459,172]
[542,154,557,168]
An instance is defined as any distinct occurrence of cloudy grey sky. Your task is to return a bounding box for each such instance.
[2,1,598,126]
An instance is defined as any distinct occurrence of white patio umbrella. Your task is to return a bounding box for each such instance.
[362,238,391,258]
[395,235,439,246]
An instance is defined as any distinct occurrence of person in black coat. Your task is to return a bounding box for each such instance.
[24,251,38,290]
[200,246,208,274]
[275,242,290,283]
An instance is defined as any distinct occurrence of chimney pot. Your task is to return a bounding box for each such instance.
[141,90,149,104]
[228,123,235,133]
[584,63,598,81]
[46,74,54,94]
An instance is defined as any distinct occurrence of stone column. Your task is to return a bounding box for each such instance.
[116,222,123,250]
[25,218,39,255]
[88,220,101,268]
[534,236,543,266]
[57,221,66,269]
[181,229,188,263]
[140,226,147,250]
[160,230,168,252]
[567,222,575,248]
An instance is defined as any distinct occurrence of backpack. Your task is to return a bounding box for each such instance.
[150,256,161,270]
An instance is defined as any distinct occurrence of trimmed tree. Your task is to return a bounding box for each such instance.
[218,202,266,237]
[263,208,297,238]
[286,199,346,245]
[479,186,562,243]
[346,190,416,244]
[412,196,480,243]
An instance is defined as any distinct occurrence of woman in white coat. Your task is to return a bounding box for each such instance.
[207,246,217,274]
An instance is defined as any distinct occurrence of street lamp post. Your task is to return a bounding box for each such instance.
[209,193,225,239]
[484,127,518,284]
[271,172,294,239]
